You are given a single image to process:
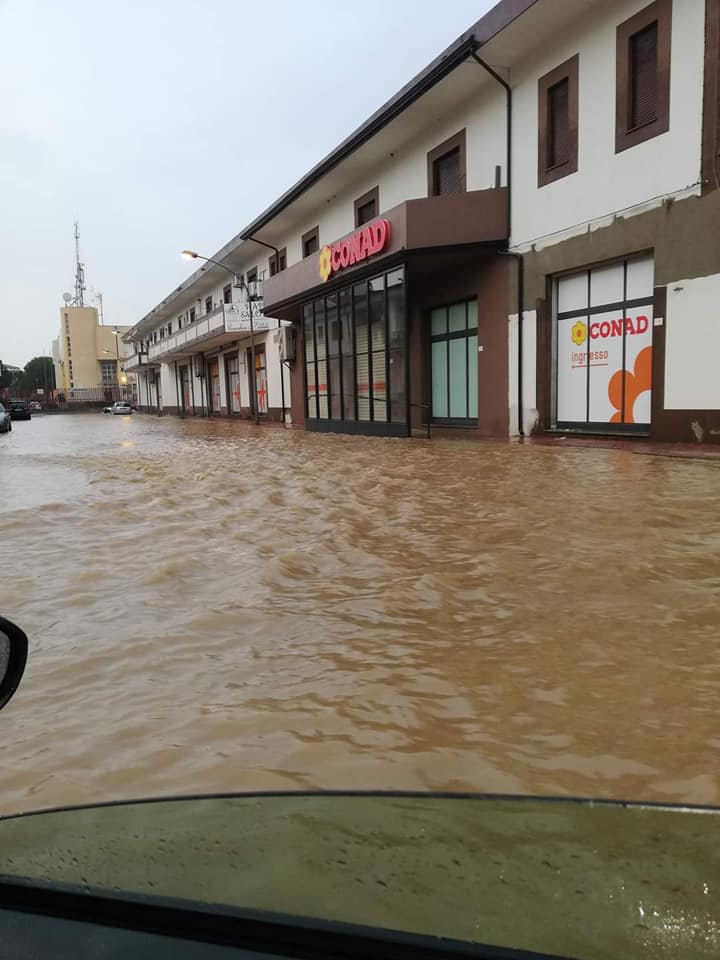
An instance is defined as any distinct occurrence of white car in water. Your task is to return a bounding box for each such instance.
[104,401,133,415]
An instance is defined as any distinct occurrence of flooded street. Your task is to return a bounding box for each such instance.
[1,413,719,815]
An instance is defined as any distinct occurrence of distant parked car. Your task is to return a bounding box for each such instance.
[29,401,42,412]
[8,400,31,421]
[0,403,11,433]
[104,401,133,416]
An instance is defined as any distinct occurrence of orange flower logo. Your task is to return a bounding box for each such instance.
[609,346,652,424]
[571,320,587,346]
[319,245,332,283]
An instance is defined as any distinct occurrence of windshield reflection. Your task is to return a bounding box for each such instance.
[0,793,717,960]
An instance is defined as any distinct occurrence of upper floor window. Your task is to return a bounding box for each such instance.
[247,267,258,286]
[302,226,319,258]
[223,283,232,304]
[538,55,579,187]
[427,130,466,196]
[269,248,287,276]
[205,296,213,313]
[189,307,196,324]
[616,0,671,153]
[354,186,379,227]
[178,314,183,329]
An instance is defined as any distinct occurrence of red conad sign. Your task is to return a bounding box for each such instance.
[319,219,390,283]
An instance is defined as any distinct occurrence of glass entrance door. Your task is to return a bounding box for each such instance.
[248,347,268,416]
[180,365,191,412]
[226,354,241,414]
[430,301,478,423]
[554,256,654,431]
[208,359,221,413]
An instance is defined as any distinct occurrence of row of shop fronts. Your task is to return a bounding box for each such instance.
[129,208,720,446]
[126,0,720,445]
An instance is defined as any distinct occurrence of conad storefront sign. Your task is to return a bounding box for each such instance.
[319,219,390,283]
[556,257,654,426]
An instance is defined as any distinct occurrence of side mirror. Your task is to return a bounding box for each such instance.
[0,617,28,712]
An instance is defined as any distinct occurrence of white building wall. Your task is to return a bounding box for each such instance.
[283,83,507,266]
[159,363,176,409]
[664,275,720,411]
[511,0,706,250]
[263,327,291,413]
[508,310,538,437]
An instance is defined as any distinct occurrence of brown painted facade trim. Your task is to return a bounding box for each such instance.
[702,0,720,193]
[537,55,579,187]
[426,129,467,195]
[353,186,379,227]
[263,188,508,314]
[615,0,672,154]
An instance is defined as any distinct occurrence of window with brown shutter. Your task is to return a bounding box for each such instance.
[433,148,462,195]
[616,0,671,153]
[629,22,658,128]
[538,55,579,187]
[269,248,287,276]
[548,78,570,167]
[302,226,319,258]
[354,187,379,227]
[427,130,466,197]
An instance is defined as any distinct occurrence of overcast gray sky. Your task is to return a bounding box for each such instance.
[0,0,492,367]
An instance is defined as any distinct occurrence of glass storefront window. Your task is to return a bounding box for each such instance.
[553,257,654,429]
[303,268,406,430]
[387,270,406,423]
[430,300,478,423]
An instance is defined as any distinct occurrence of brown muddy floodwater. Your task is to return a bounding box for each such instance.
[1,412,719,815]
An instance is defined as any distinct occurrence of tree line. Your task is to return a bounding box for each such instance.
[0,357,56,394]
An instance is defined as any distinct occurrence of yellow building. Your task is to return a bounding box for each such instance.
[53,307,132,400]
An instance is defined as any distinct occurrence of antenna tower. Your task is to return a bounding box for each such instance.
[73,220,86,306]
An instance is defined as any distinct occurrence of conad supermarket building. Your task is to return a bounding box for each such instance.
[139,0,720,444]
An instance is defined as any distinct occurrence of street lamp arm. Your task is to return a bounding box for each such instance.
[243,235,280,260]
[182,252,240,282]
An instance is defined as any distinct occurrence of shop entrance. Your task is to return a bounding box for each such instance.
[553,256,653,432]
[180,365,191,412]
[248,345,268,416]
[226,354,241,414]
[208,359,221,414]
[430,300,479,424]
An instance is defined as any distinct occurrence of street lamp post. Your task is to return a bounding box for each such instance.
[181,250,271,427]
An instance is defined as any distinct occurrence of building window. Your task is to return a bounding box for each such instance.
[167,322,172,336]
[427,130,466,196]
[616,0,671,153]
[430,301,478,423]
[553,255,654,430]
[223,283,232,304]
[303,267,405,425]
[205,296,213,313]
[269,248,287,276]
[247,267,258,286]
[302,226,319,258]
[100,360,117,386]
[354,186,379,227]
[189,307,196,324]
[538,55,579,187]
[178,314,183,329]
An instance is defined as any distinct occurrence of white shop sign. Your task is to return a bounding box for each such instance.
[224,301,276,333]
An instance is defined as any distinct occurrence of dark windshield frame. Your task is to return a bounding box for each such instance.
[1,789,716,823]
